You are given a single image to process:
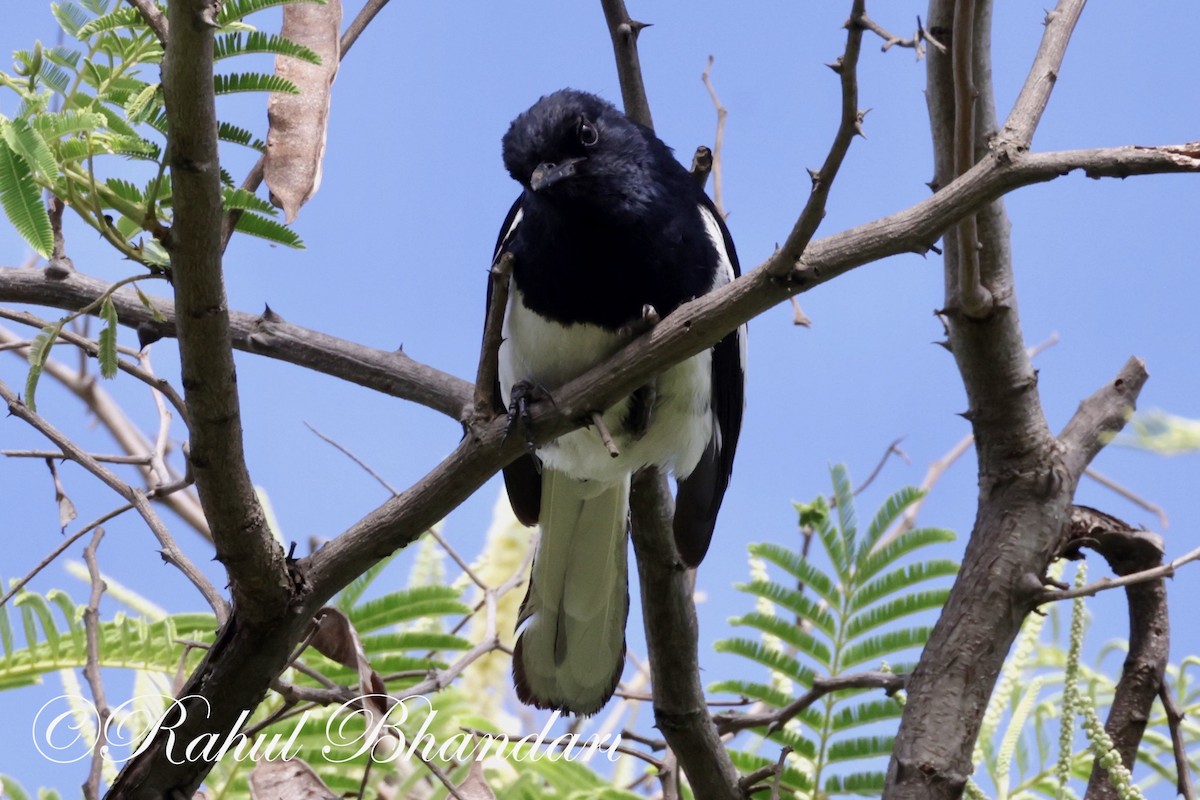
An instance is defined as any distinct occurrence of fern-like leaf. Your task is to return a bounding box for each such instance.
[222,186,276,215]
[76,6,146,37]
[748,541,840,609]
[2,119,58,181]
[233,211,304,248]
[217,121,266,153]
[347,585,468,633]
[849,559,959,614]
[0,143,54,257]
[714,638,815,687]
[213,72,300,96]
[822,771,887,796]
[857,485,925,560]
[51,2,91,37]
[32,110,107,140]
[729,611,833,668]
[98,296,119,378]
[845,589,950,640]
[733,579,836,638]
[214,31,322,64]
[23,326,59,412]
[827,735,895,763]
[831,463,858,568]
[828,697,904,732]
[839,626,932,669]
[216,0,326,26]
[857,526,957,584]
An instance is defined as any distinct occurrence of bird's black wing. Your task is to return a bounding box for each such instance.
[673,196,745,566]
[490,197,542,526]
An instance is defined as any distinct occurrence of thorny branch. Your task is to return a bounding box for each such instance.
[0,378,226,621]
[81,529,110,800]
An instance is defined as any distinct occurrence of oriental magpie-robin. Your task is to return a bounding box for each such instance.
[490,89,745,715]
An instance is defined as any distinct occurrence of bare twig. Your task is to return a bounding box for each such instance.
[590,411,621,457]
[1036,543,1200,604]
[3,450,152,464]
[701,56,728,217]
[769,0,869,277]
[0,378,227,621]
[81,529,110,800]
[0,478,193,610]
[471,252,514,428]
[126,0,168,44]
[1159,684,1196,800]
[860,13,945,58]
[1083,467,1169,530]
[951,0,992,318]
[853,437,910,496]
[304,421,489,590]
[716,670,905,735]
[599,0,654,129]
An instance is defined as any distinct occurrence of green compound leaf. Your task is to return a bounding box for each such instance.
[0,142,53,257]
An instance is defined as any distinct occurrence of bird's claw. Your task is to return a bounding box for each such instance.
[618,304,660,339]
[506,381,552,455]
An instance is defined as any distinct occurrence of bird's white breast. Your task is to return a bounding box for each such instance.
[499,285,712,484]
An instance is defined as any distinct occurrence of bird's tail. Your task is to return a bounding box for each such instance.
[513,469,629,716]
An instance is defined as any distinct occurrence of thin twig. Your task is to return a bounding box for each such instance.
[81,529,110,800]
[0,478,192,609]
[591,411,621,457]
[305,421,399,495]
[951,0,992,318]
[853,437,910,496]
[701,55,728,217]
[3,450,152,464]
[768,0,868,277]
[599,0,654,129]
[1158,683,1196,800]
[716,670,905,735]
[1082,467,1169,530]
[304,421,489,589]
[860,13,945,58]
[471,252,514,428]
[0,378,228,622]
[1035,543,1200,604]
[126,0,168,44]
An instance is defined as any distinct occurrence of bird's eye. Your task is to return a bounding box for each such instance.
[578,119,599,147]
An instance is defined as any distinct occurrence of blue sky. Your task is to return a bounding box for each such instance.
[1,1,1198,792]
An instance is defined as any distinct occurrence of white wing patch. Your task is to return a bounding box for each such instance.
[698,203,748,379]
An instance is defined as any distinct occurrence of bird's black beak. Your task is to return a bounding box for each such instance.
[529,157,585,192]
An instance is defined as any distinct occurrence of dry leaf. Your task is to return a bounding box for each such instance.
[455,760,498,800]
[265,0,343,222]
[248,758,336,800]
[45,457,77,530]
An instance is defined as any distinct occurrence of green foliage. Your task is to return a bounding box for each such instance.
[968,561,1199,799]
[2,0,316,406]
[713,464,956,798]
[1,0,311,272]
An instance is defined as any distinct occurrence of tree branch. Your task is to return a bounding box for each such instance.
[0,267,472,418]
[629,469,744,800]
[599,0,654,129]
[0,378,226,620]
[1057,507,1171,800]
[126,0,168,44]
[886,1,1154,797]
[162,0,287,619]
